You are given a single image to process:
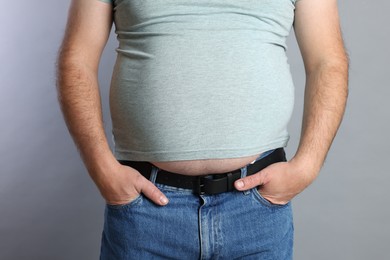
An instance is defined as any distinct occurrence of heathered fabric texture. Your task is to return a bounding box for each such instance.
[99,0,297,161]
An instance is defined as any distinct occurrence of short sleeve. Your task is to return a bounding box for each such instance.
[99,0,112,4]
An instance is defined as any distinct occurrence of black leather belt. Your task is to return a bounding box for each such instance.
[119,148,286,195]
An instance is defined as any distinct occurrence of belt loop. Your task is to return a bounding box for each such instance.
[240,165,247,179]
[149,166,159,184]
[240,165,251,195]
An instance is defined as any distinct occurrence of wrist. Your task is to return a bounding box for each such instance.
[82,148,120,178]
[289,152,322,181]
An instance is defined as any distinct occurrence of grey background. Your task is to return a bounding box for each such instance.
[0,0,388,259]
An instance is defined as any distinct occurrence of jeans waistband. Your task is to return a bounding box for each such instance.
[119,148,286,195]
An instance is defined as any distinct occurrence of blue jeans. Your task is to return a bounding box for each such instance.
[100,151,294,259]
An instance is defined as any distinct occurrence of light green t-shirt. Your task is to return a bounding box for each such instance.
[99,0,298,161]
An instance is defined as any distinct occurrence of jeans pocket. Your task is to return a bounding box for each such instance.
[251,188,290,209]
[106,194,143,210]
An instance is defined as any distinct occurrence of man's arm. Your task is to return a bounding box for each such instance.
[292,0,349,171]
[235,0,349,204]
[56,0,168,206]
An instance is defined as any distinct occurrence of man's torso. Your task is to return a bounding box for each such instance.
[104,0,297,174]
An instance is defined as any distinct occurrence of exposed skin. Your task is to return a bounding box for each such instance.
[56,0,169,206]
[56,0,348,206]
[235,0,349,205]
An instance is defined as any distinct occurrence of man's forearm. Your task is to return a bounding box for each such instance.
[292,59,349,174]
[56,52,116,174]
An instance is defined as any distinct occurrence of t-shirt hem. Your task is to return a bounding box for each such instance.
[114,138,289,162]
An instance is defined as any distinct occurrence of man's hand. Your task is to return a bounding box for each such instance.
[56,0,169,207]
[93,161,169,206]
[236,0,349,204]
[235,160,318,205]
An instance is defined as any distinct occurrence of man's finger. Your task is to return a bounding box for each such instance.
[139,177,169,206]
[234,170,268,191]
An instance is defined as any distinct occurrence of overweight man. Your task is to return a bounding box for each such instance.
[57,0,348,259]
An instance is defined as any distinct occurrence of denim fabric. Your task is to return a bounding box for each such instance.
[100,151,294,259]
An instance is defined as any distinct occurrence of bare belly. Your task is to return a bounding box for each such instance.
[151,153,261,176]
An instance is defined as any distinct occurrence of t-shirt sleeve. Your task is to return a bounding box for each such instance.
[98,0,112,4]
